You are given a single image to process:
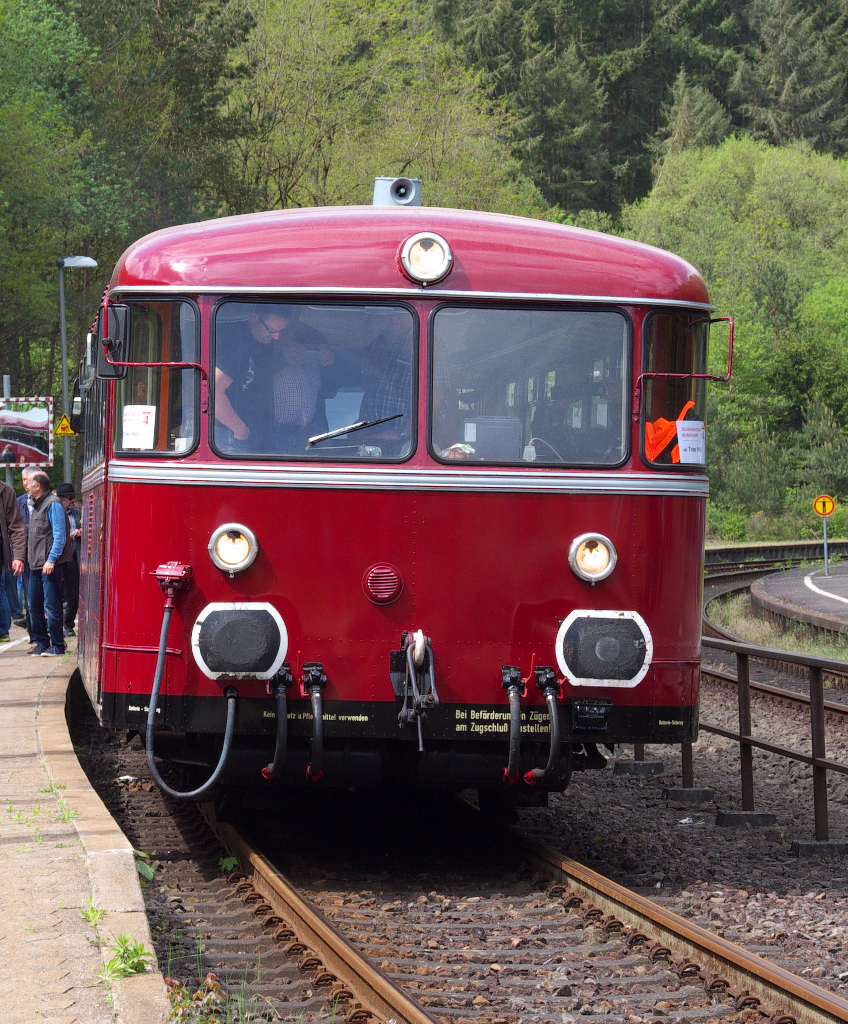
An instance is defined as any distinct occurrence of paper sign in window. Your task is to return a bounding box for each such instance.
[677,420,705,464]
[123,405,156,449]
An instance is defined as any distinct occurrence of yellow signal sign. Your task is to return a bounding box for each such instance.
[814,494,835,517]
[53,414,75,437]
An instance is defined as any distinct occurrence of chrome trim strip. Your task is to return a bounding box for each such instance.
[108,285,713,312]
[107,460,709,497]
[81,463,106,491]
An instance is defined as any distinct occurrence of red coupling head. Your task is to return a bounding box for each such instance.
[523,769,543,787]
[151,562,193,592]
[306,764,324,783]
[261,766,276,781]
[503,767,520,785]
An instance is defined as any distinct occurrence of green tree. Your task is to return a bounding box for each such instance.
[731,0,848,151]
[651,69,730,180]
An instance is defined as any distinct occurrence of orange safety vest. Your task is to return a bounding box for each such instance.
[644,400,695,463]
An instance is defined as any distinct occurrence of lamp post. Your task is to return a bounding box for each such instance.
[56,256,97,483]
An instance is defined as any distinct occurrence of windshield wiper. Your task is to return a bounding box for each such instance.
[307,413,403,446]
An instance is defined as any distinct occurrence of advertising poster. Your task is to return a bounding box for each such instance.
[0,397,53,467]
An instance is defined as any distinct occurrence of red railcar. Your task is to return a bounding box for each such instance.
[76,194,730,801]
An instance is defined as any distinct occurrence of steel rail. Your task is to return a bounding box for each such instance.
[702,664,848,713]
[202,811,440,1024]
[514,828,848,1024]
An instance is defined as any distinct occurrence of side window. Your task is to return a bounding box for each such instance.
[83,377,106,472]
[113,301,198,455]
[642,313,708,467]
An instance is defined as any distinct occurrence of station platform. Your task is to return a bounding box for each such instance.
[0,625,167,1024]
[750,560,848,635]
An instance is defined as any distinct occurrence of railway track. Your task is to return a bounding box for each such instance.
[72,704,848,1024]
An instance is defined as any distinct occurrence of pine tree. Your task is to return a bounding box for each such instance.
[651,68,730,179]
[731,0,848,151]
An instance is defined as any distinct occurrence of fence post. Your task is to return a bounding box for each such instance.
[634,744,645,762]
[681,742,694,788]
[808,665,829,842]
[737,651,755,811]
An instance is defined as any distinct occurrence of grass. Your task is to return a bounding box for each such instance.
[709,591,848,662]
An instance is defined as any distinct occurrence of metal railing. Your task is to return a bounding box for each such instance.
[700,636,848,841]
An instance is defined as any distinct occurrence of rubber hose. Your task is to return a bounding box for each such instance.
[526,689,560,783]
[263,688,288,779]
[505,685,522,781]
[146,603,238,799]
[307,686,323,780]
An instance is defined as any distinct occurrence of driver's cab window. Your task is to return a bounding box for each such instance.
[211,302,416,460]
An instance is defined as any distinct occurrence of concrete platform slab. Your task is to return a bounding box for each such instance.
[750,560,848,635]
[613,759,665,775]
[661,787,715,805]
[715,809,777,827]
[790,839,848,858]
[0,625,169,1023]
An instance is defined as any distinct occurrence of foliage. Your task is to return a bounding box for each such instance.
[218,856,240,874]
[80,897,106,927]
[166,972,224,1023]
[95,933,154,984]
[134,848,155,886]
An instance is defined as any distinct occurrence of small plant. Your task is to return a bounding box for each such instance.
[80,898,106,927]
[54,802,78,823]
[39,781,66,794]
[134,849,155,886]
[218,856,240,874]
[95,934,154,984]
[166,972,224,1023]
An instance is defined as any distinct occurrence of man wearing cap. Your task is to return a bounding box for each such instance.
[56,483,81,636]
[25,471,73,656]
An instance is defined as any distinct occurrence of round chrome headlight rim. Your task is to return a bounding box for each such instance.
[568,533,617,583]
[208,522,259,574]
[399,231,453,284]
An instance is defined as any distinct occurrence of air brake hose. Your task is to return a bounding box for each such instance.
[504,685,522,783]
[146,602,238,799]
[262,686,288,780]
[524,688,560,785]
[306,686,324,781]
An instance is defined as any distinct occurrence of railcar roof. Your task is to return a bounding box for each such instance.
[109,206,710,305]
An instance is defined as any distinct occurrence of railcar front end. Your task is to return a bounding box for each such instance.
[76,204,728,800]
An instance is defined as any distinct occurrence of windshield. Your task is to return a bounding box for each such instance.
[431,306,629,465]
[642,313,709,468]
[212,302,415,459]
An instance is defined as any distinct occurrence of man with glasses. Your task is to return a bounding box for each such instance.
[214,304,330,453]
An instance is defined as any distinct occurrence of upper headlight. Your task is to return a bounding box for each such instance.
[208,523,258,574]
[569,533,617,583]
[400,232,452,284]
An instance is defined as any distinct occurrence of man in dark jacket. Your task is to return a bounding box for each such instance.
[0,479,25,642]
[55,482,80,636]
[25,472,73,656]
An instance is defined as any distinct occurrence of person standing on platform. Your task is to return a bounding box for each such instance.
[25,472,73,656]
[55,483,80,637]
[0,479,25,643]
[17,466,35,639]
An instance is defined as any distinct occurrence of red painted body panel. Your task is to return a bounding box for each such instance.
[99,483,704,706]
[111,207,710,307]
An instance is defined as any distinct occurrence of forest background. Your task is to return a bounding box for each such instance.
[3,0,848,541]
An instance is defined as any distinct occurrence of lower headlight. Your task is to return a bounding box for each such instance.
[208,523,258,574]
[569,533,616,583]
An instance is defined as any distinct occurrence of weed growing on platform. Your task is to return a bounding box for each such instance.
[54,802,78,823]
[80,898,106,927]
[134,849,155,886]
[95,934,154,984]
[39,780,66,794]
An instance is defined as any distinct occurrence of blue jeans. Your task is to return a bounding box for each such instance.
[3,566,21,619]
[27,565,65,651]
[0,570,9,637]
